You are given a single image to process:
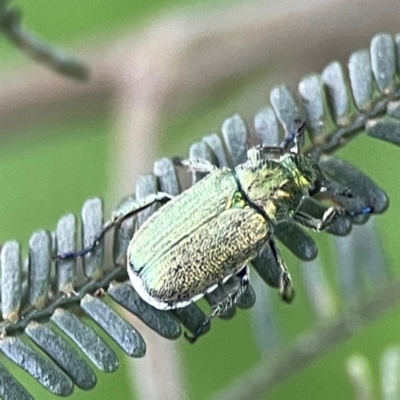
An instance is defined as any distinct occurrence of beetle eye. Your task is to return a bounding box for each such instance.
[309,180,321,196]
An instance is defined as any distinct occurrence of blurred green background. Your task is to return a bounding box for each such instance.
[1,1,400,400]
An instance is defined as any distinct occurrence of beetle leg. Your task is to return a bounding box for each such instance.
[269,238,294,303]
[210,266,250,317]
[172,157,217,173]
[294,207,342,231]
[185,266,250,344]
[293,209,332,231]
[55,192,173,260]
[294,205,374,233]
[251,120,306,160]
[251,145,285,156]
[111,192,173,223]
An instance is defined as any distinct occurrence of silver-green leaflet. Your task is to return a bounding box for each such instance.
[58,121,373,342]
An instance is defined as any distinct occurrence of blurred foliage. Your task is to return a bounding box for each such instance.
[0,118,110,249]
[1,1,400,400]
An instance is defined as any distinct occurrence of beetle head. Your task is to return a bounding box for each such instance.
[283,120,327,197]
[292,154,326,196]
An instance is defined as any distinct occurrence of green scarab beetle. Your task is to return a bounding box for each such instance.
[58,121,373,342]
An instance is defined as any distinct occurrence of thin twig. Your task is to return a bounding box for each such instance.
[210,280,400,400]
[0,0,89,80]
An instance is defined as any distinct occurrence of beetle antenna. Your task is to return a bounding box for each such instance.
[280,119,306,154]
[289,119,306,155]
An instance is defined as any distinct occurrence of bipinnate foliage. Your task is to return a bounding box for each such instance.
[0,9,399,399]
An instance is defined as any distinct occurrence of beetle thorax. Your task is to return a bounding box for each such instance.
[235,159,304,223]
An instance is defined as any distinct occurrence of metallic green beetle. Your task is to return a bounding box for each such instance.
[59,121,372,342]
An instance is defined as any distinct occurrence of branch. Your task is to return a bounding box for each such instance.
[210,280,400,400]
[0,0,89,80]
